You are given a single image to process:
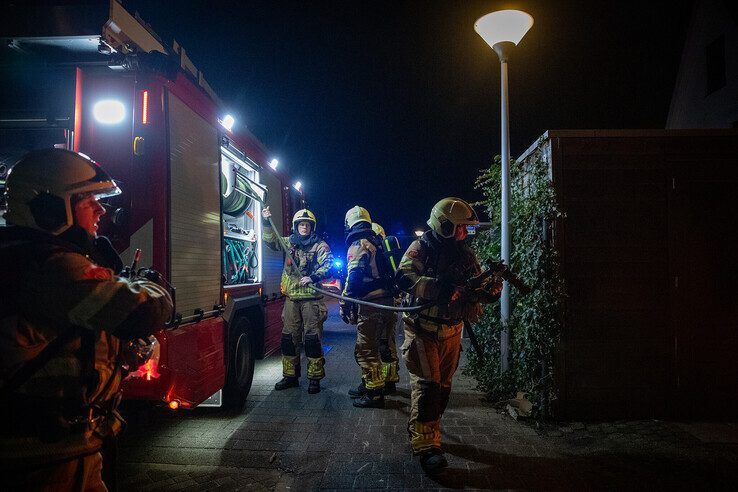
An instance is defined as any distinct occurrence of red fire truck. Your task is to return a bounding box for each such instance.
[0,1,304,409]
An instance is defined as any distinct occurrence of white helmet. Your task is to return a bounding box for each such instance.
[4,149,120,235]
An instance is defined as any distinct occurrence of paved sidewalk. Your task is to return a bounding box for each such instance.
[118,301,738,490]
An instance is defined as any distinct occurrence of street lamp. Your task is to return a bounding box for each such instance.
[475,10,533,373]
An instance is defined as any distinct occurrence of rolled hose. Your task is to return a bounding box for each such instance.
[222,170,255,217]
[266,216,432,313]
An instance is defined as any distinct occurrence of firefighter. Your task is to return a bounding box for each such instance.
[341,207,395,408]
[396,197,501,473]
[262,207,333,394]
[0,149,173,490]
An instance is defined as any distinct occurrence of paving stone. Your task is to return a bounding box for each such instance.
[352,473,388,489]
[319,473,356,489]
[117,301,738,491]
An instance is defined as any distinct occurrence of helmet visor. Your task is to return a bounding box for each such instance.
[94,182,122,199]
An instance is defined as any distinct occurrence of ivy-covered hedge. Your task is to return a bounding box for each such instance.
[464,150,565,418]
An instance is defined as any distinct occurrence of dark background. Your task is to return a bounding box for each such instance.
[124,0,692,256]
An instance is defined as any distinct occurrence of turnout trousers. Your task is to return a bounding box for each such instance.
[281,298,328,380]
[355,297,396,389]
[379,313,400,384]
[401,320,463,454]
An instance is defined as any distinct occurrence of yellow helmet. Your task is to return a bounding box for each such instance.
[427,197,479,238]
[4,149,120,235]
[371,222,386,238]
[292,209,316,231]
[344,205,371,230]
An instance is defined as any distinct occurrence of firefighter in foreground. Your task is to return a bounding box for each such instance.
[262,207,333,394]
[370,222,400,393]
[341,207,395,408]
[396,197,502,473]
[0,149,173,490]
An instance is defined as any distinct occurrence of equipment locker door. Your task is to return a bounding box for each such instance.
[164,90,225,404]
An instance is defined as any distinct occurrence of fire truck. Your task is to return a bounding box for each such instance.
[0,1,305,409]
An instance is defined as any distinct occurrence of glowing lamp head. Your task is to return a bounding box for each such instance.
[269,158,279,170]
[293,181,303,192]
[474,10,534,50]
[220,114,235,131]
[414,230,424,237]
[93,100,126,124]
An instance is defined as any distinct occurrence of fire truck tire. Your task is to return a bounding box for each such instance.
[224,317,256,411]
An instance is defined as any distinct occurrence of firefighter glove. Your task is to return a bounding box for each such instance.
[340,301,358,325]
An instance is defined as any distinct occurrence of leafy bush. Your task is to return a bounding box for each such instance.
[464,149,565,418]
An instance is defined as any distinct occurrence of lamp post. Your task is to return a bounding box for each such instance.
[475,10,533,372]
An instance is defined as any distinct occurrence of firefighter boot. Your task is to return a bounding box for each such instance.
[353,387,384,408]
[275,376,299,390]
[419,448,448,474]
[308,379,321,394]
[348,380,367,398]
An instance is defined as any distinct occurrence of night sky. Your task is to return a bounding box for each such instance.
[124,0,692,257]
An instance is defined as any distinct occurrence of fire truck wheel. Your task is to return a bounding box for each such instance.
[224,317,255,411]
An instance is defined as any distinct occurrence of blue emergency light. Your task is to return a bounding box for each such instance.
[334,259,343,268]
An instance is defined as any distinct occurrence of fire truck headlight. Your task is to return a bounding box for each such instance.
[93,100,126,124]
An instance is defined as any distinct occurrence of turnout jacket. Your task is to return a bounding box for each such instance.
[343,229,392,301]
[0,226,172,468]
[397,231,484,331]
[263,224,333,300]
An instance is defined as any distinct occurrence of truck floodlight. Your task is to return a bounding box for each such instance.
[220,114,235,131]
[93,99,126,124]
[293,181,302,192]
[269,158,278,170]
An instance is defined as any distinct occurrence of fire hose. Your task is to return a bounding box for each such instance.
[265,216,433,313]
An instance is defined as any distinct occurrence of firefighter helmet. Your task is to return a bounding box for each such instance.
[4,149,120,235]
[371,222,386,238]
[427,197,479,238]
[292,209,317,231]
[345,206,371,230]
